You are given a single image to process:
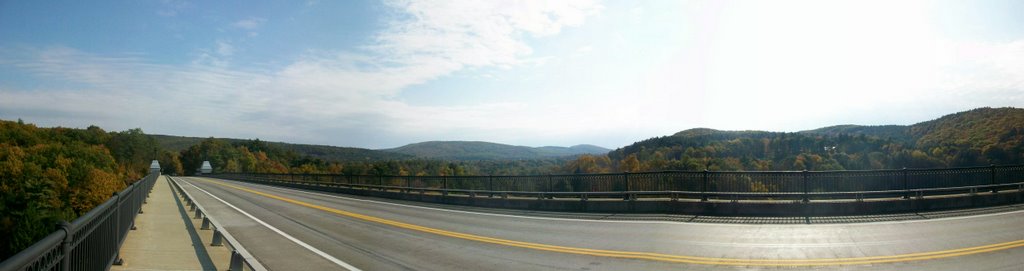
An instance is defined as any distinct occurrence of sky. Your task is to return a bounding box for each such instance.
[1,0,1023,149]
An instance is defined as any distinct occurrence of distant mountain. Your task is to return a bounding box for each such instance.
[151,134,222,152]
[384,141,609,160]
[801,125,912,142]
[609,107,1024,170]
[151,135,412,161]
[154,135,607,162]
[536,144,611,157]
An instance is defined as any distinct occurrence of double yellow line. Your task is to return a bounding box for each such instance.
[201,179,1024,266]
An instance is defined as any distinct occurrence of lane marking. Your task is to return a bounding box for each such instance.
[181,178,362,271]
[197,178,1024,266]
[211,177,1024,227]
[227,179,682,224]
[200,179,915,248]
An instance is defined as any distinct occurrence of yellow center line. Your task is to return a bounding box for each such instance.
[197,178,1024,266]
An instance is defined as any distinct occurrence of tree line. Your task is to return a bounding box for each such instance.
[0,120,168,259]
[173,137,570,177]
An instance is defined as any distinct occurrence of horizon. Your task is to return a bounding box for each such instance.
[3,1,1024,149]
[6,105,1008,151]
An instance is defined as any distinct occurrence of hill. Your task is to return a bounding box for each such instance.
[604,107,1024,172]
[384,141,609,160]
[800,125,912,142]
[536,144,610,157]
[151,135,412,161]
[909,107,1024,150]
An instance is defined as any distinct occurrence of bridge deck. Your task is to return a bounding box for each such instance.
[110,176,230,271]
[168,176,1024,270]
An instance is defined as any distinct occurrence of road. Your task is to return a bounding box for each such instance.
[172,176,1024,270]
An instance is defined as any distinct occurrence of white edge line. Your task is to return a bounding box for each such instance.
[181,177,362,271]
[206,177,1024,227]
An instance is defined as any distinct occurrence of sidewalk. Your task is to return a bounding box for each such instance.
[111,175,231,271]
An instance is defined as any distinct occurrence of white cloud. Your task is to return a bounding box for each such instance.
[232,17,266,30]
[369,0,601,81]
[0,0,604,147]
[626,0,1024,133]
[8,1,1021,149]
[215,41,234,56]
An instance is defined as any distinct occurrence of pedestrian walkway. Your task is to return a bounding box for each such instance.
[111,175,231,271]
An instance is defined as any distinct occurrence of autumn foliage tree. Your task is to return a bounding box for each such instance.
[0,120,157,259]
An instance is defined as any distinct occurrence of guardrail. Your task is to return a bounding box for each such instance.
[0,172,159,271]
[212,164,1024,203]
[167,177,265,271]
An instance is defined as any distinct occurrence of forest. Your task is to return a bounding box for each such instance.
[0,120,168,259]
[172,137,571,177]
[569,107,1023,174]
[178,107,1024,176]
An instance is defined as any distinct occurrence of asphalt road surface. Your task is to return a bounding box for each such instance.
[172,176,1024,271]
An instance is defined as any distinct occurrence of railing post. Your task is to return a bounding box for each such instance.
[113,191,124,265]
[547,174,554,199]
[58,221,72,271]
[211,230,224,246]
[229,251,244,271]
[547,174,553,192]
[701,169,709,202]
[991,164,998,193]
[623,172,631,200]
[624,172,631,191]
[488,175,494,191]
[802,170,809,203]
[902,167,909,199]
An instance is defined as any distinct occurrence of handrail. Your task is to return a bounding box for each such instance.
[218,163,1024,178]
[167,177,266,271]
[0,172,159,271]
[212,163,1024,202]
[235,177,1024,201]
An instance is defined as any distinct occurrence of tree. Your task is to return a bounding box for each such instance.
[619,154,641,172]
[0,119,132,258]
[564,155,611,174]
[158,151,184,175]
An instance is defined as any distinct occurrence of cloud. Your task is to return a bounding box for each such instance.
[4,1,1024,149]
[369,0,602,82]
[232,17,266,30]
[215,41,234,56]
[936,40,1024,92]
[157,0,191,17]
[0,1,620,148]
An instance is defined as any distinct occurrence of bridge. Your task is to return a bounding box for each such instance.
[2,166,1024,270]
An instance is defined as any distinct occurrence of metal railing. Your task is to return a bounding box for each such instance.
[213,164,1024,202]
[0,172,159,271]
[167,177,265,271]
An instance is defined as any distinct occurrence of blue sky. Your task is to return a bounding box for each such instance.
[2,0,1023,149]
